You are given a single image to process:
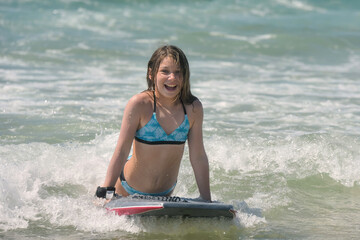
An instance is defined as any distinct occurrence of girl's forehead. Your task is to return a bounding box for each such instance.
[159,56,179,67]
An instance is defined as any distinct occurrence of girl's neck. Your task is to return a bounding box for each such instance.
[154,90,180,109]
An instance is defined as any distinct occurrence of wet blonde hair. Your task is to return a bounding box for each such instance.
[146,45,197,104]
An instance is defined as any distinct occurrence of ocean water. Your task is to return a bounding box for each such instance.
[1,0,360,239]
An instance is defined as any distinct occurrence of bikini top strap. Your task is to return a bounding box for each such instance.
[153,91,156,113]
[180,99,187,115]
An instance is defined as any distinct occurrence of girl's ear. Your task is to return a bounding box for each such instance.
[148,68,152,79]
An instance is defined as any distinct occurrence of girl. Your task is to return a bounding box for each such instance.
[96,45,211,202]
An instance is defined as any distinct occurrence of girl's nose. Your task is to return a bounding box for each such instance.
[169,72,176,79]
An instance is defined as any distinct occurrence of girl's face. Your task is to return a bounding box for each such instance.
[154,57,183,100]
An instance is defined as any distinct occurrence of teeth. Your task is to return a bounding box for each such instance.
[166,84,176,87]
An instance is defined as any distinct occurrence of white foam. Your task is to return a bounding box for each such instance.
[210,32,276,45]
[275,0,326,13]
[206,133,360,187]
[0,136,116,231]
[54,8,132,38]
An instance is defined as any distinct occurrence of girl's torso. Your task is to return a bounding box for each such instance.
[124,91,192,194]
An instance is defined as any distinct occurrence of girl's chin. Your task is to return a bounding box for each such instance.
[157,88,180,98]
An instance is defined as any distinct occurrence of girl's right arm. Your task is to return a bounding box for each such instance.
[101,95,142,188]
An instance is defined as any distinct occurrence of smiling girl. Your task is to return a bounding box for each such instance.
[96,45,211,202]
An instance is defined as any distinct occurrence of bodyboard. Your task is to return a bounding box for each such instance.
[105,195,235,218]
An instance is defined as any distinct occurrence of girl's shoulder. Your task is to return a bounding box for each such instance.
[185,98,203,114]
[126,91,153,111]
[185,98,204,126]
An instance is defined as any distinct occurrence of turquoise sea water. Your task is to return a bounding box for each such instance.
[1,0,360,239]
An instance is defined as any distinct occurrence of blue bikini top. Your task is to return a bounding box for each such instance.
[135,92,190,145]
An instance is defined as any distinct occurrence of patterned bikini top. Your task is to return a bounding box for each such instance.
[135,92,190,145]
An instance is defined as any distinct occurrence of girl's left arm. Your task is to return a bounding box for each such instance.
[187,100,212,202]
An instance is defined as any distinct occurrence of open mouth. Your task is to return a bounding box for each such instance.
[164,84,177,91]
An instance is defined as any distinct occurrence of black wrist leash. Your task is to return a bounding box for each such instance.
[95,186,116,199]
